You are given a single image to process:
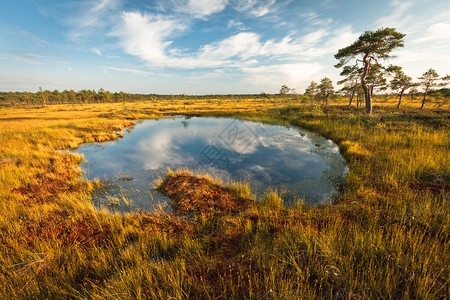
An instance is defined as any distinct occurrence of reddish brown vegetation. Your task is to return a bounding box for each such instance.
[140,214,194,238]
[158,174,254,215]
[13,154,89,204]
[22,210,111,249]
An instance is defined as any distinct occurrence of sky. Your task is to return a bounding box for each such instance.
[0,0,449,94]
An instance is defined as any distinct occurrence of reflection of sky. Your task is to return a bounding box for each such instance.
[77,117,347,209]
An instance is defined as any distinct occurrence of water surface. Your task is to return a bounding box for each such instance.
[77,117,347,212]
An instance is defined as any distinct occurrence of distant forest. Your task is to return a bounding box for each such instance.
[0,88,448,107]
[0,89,280,107]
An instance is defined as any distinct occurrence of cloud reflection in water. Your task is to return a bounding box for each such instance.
[77,117,347,212]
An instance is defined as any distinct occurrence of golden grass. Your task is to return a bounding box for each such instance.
[0,96,448,299]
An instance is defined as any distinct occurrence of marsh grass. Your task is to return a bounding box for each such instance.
[157,169,254,216]
[0,97,448,298]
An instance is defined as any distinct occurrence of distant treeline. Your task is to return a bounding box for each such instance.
[0,88,448,107]
[0,89,285,107]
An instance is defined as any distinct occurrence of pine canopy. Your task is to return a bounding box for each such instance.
[335,28,405,68]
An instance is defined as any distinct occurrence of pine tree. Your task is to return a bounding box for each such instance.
[335,28,405,113]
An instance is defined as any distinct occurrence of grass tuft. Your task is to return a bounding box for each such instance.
[157,170,254,216]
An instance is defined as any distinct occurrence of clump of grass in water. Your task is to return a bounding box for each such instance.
[157,168,255,216]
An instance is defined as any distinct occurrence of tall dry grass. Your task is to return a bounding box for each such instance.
[0,97,448,298]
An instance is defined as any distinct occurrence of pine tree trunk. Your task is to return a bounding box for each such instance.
[420,87,427,109]
[348,85,355,107]
[397,90,404,109]
[361,54,372,114]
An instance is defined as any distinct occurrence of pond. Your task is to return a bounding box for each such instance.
[76,117,348,212]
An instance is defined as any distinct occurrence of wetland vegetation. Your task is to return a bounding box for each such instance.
[1,0,450,294]
[0,96,448,298]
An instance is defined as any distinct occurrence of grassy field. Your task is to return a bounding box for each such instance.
[0,96,448,299]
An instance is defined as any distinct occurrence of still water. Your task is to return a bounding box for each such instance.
[77,117,347,212]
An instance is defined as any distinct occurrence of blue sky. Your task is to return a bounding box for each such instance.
[0,0,449,94]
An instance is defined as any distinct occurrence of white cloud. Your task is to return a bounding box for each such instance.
[68,0,120,41]
[241,62,325,90]
[1,52,45,65]
[389,49,433,65]
[67,0,346,73]
[21,53,45,58]
[112,11,186,64]
[432,10,450,26]
[183,0,229,18]
[92,48,102,56]
[428,23,450,40]
[300,29,328,45]
[376,0,413,29]
[261,36,300,57]
[136,130,184,170]
[93,0,117,12]
[300,11,333,27]
[18,30,49,45]
[232,0,276,17]
[113,11,307,69]
[294,26,358,59]
[112,8,357,76]
[321,26,358,53]
[227,19,250,31]
[0,76,63,89]
[388,46,450,76]
[199,32,264,60]
[301,12,319,22]
[60,0,357,93]
[250,3,274,17]
[412,23,450,43]
[102,66,151,75]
